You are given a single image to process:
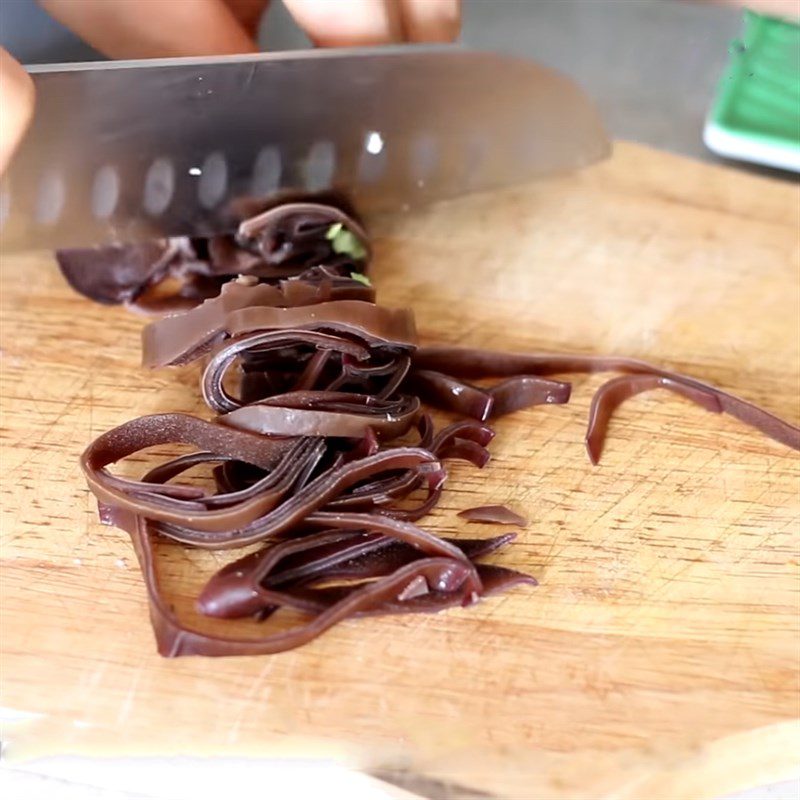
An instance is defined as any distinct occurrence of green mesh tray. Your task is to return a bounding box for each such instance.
[704,11,800,171]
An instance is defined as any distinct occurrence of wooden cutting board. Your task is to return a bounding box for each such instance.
[1,142,798,800]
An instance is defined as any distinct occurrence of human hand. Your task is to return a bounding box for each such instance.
[0,0,461,175]
[0,48,35,175]
[713,0,800,18]
[38,0,462,57]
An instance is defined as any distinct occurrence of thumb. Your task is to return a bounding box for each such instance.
[0,48,35,175]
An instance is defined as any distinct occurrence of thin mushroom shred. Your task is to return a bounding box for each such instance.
[79,200,800,657]
[458,506,529,527]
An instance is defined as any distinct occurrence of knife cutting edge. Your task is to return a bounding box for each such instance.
[0,45,610,253]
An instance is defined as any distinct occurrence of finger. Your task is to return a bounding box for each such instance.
[224,0,271,37]
[712,0,799,17]
[282,0,404,46]
[39,0,257,59]
[0,48,35,175]
[400,0,460,42]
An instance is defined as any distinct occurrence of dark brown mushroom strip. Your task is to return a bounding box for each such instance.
[81,415,321,535]
[56,239,191,306]
[299,512,480,591]
[241,564,536,619]
[293,349,334,391]
[327,353,413,399]
[195,515,485,620]
[266,532,518,590]
[119,457,481,658]
[84,420,445,547]
[414,414,436,450]
[197,530,378,619]
[326,470,425,509]
[127,512,477,658]
[340,426,381,463]
[73,202,558,659]
[414,346,800,453]
[237,202,371,269]
[92,438,495,656]
[370,355,413,399]
[431,420,495,452]
[426,420,496,468]
[205,234,264,273]
[205,434,443,526]
[201,330,370,413]
[377,479,445,522]
[127,257,229,315]
[290,534,519,589]
[144,446,326,511]
[82,413,294,484]
[141,283,385,369]
[218,392,421,440]
[226,301,416,349]
[436,440,492,468]
[203,337,414,415]
[209,436,432,521]
[487,376,572,417]
[458,505,529,526]
[59,201,371,315]
[74,185,800,662]
[584,374,723,465]
[406,370,494,421]
[141,280,296,368]
[413,347,666,379]
[404,370,571,420]
[323,473,443,522]
[285,270,375,305]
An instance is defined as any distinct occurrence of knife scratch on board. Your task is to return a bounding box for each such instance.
[225,661,275,745]
[116,661,147,726]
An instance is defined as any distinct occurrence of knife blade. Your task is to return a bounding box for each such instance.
[0,45,609,253]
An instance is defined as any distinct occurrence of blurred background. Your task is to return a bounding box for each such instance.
[0,0,762,165]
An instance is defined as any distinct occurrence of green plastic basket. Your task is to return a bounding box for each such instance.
[704,11,800,172]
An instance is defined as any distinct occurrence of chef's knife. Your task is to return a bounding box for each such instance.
[0,45,609,253]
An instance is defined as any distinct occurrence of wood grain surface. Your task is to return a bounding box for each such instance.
[1,142,798,800]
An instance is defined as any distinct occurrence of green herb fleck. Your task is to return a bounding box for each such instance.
[325,222,343,240]
[349,272,371,287]
[326,223,367,261]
